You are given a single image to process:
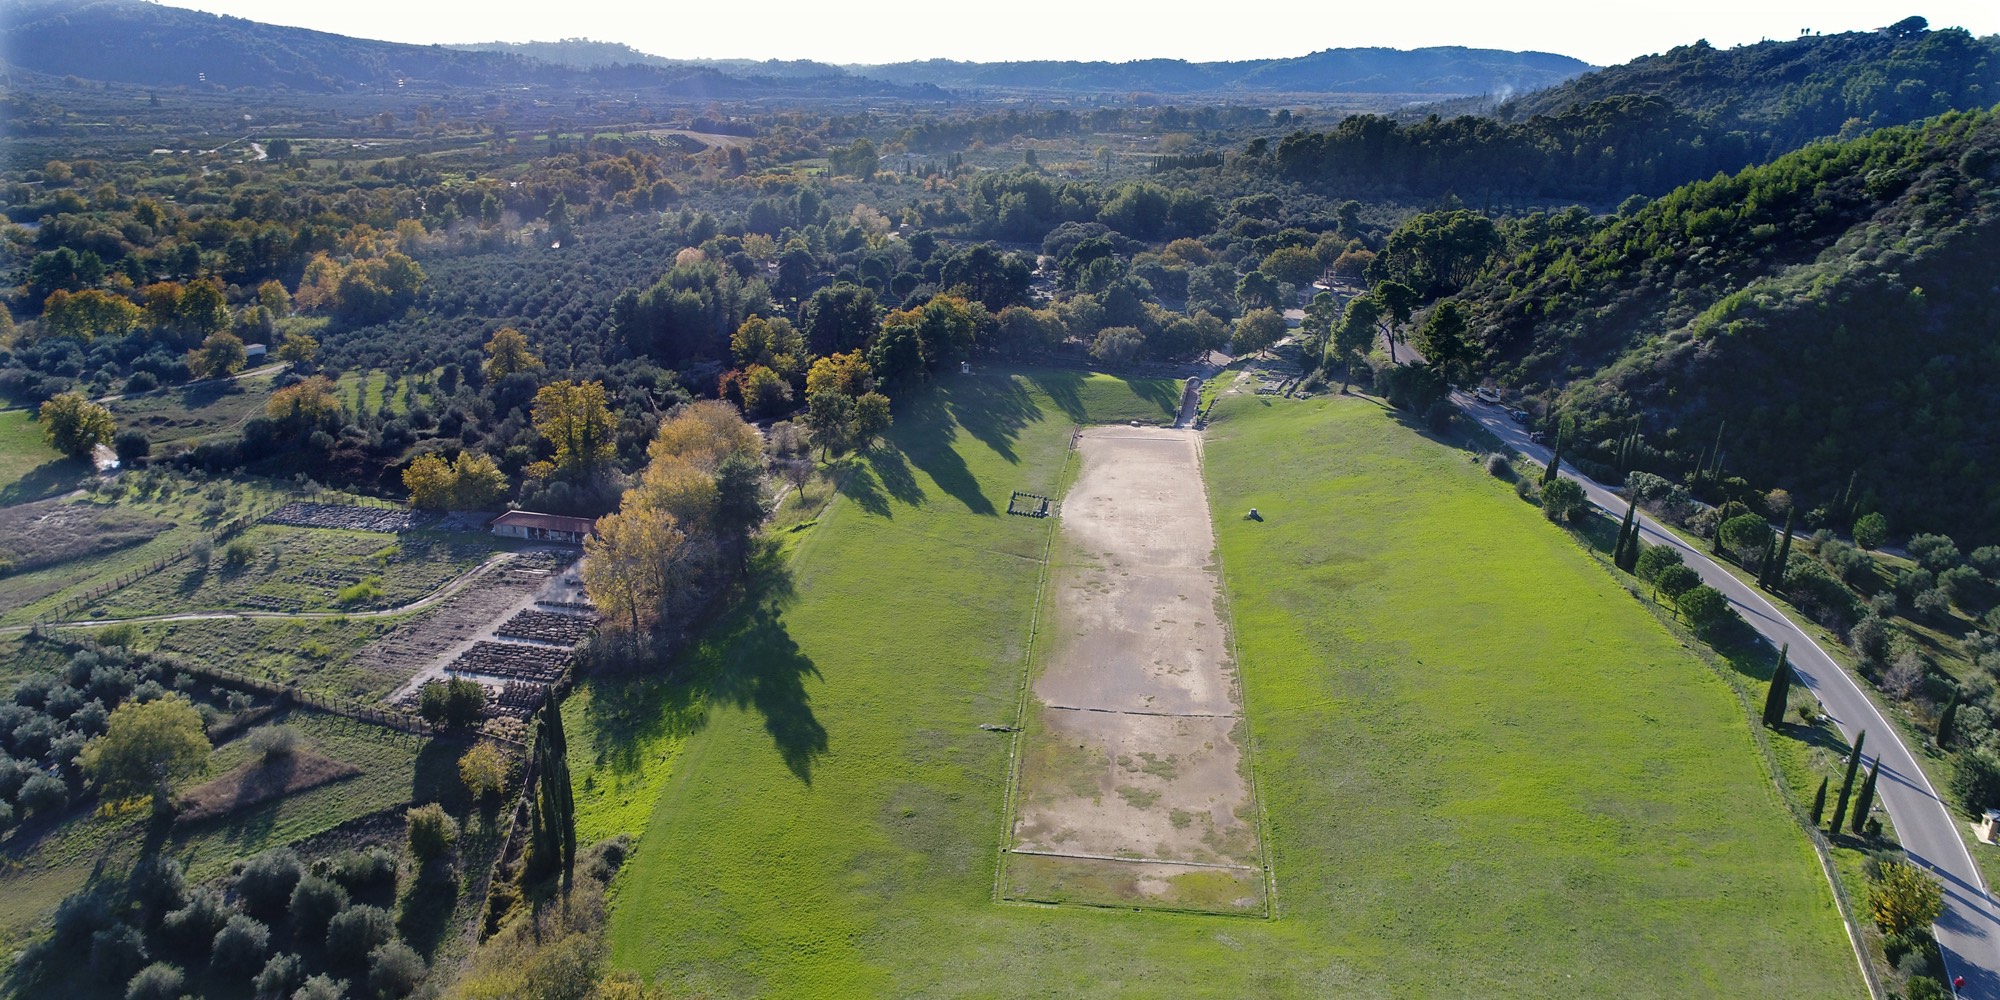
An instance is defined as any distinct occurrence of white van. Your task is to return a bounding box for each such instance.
[1473,387,1501,404]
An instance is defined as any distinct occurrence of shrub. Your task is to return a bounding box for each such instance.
[1952,748,2000,813]
[210,913,271,976]
[458,741,511,800]
[1939,565,1983,607]
[1513,478,1533,500]
[1907,533,1961,572]
[1913,588,1953,620]
[92,924,150,984]
[254,953,303,1000]
[288,874,348,941]
[330,847,399,893]
[1717,513,1772,561]
[1870,860,1945,936]
[1972,545,2000,579]
[291,974,349,1000]
[406,802,459,865]
[1677,585,1740,638]
[1484,452,1510,478]
[417,678,486,730]
[582,834,633,885]
[222,538,257,568]
[324,905,396,967]
[160,889,229,952]
[247,725,300,760]
[1539,477,1586,523]
[1654,564,1702,600]
[1853,511,1889,549]
[123,962,185,1000]
[1907,977,1950,1000]
[129,855,188,920]
[368,939,427,998]
[234,849,304,920]
[18,770,68,816]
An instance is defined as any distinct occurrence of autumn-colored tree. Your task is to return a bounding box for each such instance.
[805,351,875,398]
[483,326,540,381]
[403,454,455,510]
[532,380,617,481]
[648,400,760,473]
[264,375,342,432]
[450,452,509,509]
[39,391,115,459]
[189,331,248,379]
[276,331,319,367]
[582,505,688,633]
[458,742,511,801]
[735,364,794,419]
[41,288,143,342]
[637,458,719,536]
[176,279,229,341]
[256,280,292,318]
[730,315,806,379]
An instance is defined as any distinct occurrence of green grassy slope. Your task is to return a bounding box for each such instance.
[601,380,1858,998]
[1202,393,1859,996]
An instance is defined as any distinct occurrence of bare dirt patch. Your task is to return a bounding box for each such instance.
[1004,426,1263,913]
[173,751,361,825]
[363,549,580,701]
[0,498,171,577]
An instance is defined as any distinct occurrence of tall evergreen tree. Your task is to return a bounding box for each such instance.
[1851,758,1882,835]
[1542,428,1564,487]
[1829,730,1866,835]
[1757,534,1779,588]
[1762,644,1791,728]
[526,689,576,887]
[1769,509,1796,590]
[1810,776,1828,826]
[1939,689,1961,749]
[1614,495,1640,571]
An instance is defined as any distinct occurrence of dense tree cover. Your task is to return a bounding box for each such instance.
[1499,22,2000,152]
[1451,107,2000,540]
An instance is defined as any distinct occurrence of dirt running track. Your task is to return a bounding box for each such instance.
[1005,426,1265,913]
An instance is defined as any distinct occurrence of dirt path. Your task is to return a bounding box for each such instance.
[1003,426,1264,913]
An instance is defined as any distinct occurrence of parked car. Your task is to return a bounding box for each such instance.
[1528,430,1547,443]
[1509,409,1530,423]
[1473,387,1501,403]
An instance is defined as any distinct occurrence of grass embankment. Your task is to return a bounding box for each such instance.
[600,378,1855,997]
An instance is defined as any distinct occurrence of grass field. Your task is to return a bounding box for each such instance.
[593,378,1861,998]
[0,408,84,504]
[107,372,279,451]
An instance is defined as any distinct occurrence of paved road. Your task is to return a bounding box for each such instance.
[1455,392,2000,998]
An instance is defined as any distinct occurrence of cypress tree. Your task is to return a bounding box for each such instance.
[1939,690,1961,749]
[525,689,577,887]
[1543,428,1564,487]
[1757,533,1778,588]
[1851,758,1882,835]
[1762,644,1791,728]
[1829,730,1866,835]
[1810,776,1828,826]
[1770,509,1795,590]
[1614,496,1640,571]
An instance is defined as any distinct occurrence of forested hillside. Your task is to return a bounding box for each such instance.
[1499,18,1998,147]
[1268,20,1999,204]
[1455,107,2000,540]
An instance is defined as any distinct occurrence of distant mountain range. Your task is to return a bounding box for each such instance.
[457,39,1594,97]
[0,0,926,98]
[0,0,1591,100]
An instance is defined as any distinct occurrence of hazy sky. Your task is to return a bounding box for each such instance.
[161,0,1999,66]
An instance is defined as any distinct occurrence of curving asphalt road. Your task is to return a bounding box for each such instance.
[1455,391,2000,998]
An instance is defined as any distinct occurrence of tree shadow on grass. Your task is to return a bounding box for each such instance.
[1022,369,1088,425]
[893,393,995,516]
[0,458,88,505]
[833,459,891,519]
[870,445,925,507]
[600,547,829,786]
[946,373,1040,463]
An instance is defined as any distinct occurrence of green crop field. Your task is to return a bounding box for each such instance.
[596,378,1858,998]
